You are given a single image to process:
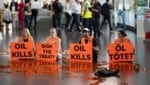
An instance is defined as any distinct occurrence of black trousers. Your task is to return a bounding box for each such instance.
[29,9,38,29]
[65,12,71,28]
[93,17,100,37]
[82,18,92,35]
[52,13,61,28]
[70,13,80,32]
[100,15,112,30]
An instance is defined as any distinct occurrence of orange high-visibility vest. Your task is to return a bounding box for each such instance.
[46,36,60,51]
[81,36,93,48]
[18,36,35,49]
[114,37,131,44]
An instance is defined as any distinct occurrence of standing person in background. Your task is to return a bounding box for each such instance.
[52,0,63,28]
[10,0,18,12]
[3,4,12,29]
[64,0,72,29]
[10,0,18,29]
[91,0,101,38]
[24,1,31,29]
[0,0,5,27]
[69,0,81,32]
[18,0,25,30]
[100,0,113,31]
[29,0,40,29]
[81,0,93,35]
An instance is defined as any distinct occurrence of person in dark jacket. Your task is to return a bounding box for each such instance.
[10,0,18,12]
[91,0,101,38]
[100,0,113,31]
[52,0,63,28]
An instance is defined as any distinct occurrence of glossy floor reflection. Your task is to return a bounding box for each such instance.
[0,19,147,85]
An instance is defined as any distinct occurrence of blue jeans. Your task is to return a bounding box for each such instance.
[53,13,61,28]
[24,16,30,28]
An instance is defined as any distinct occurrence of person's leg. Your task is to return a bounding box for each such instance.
[93,50,98,63]
[95,17,100,37]
[100,16,106,30]
[24,17,28,28]
[65,13,70,28]
[52,15,56,28]
[70,14,75,32]
[88,18,93,35]
[107,16,112,31]
[93,18,97,37]
[33,9,38,29]
[75,14,81,31]
[57,13,61,28]
[29,9,34,29]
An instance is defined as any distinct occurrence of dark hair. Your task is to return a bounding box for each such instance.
[106,0,109,2]
[119,30,127,37]
[4,4,8,8]
[35,0,38,1]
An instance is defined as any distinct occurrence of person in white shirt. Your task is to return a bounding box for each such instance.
[64,0,72,29]
[29,0,41,29]
[3,4,12,29]
[69,0,81,32]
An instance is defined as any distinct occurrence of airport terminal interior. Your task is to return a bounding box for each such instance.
[0,0,150,85]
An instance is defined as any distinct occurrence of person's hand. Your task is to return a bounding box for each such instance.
[93,47,99,51]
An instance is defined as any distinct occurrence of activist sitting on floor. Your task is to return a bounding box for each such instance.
[45,28,62,60]
[79,28,99,63]
[18,28,36,53]
[114,30,132,44]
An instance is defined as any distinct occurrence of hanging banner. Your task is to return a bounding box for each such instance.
[69,43,92,62]
[36,43,57,61]
[10,42,34,60]
[107,42,134,62]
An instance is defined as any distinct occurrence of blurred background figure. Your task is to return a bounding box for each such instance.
[91,0,101,38]
[10,0,18,12]
[3,3,12,30]
[29,0,41,29]
[81,0,93,35]
[24,1,31,29]
[52,0,63,28]
[18,0,25,30]
[69,0,81,32]
[100,0,113,31]
[64,0,72,29]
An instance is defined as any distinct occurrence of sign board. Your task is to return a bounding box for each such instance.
[107,42,134,62]
[10,42,34,60]
[36,43,57,61]
[69,43,92,62]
